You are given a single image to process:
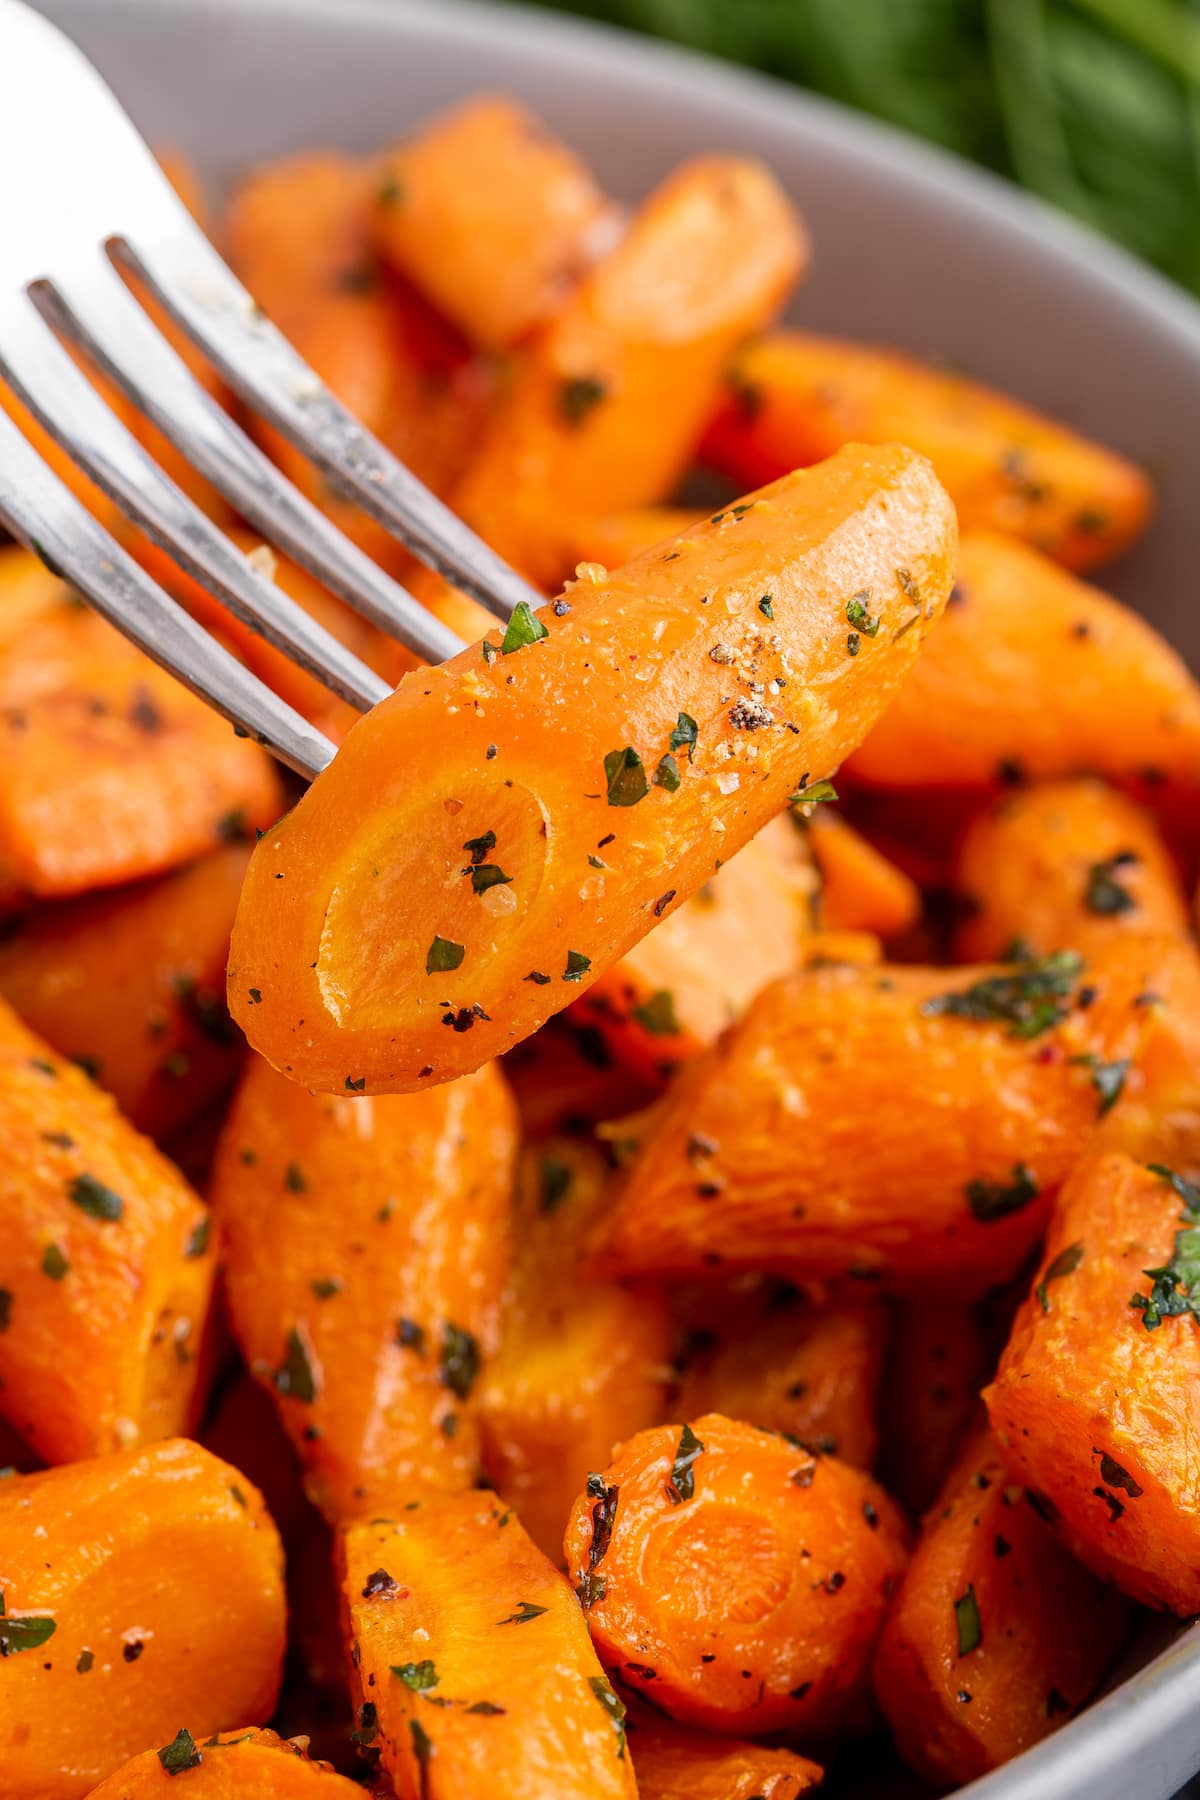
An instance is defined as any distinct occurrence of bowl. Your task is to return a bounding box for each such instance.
[30,1,1200,1794]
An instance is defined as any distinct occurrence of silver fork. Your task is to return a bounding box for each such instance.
[0,0,542,778]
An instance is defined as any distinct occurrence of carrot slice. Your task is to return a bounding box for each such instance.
[873,1424,1130,1785]
[846,533,1200,812]
[212,1053,516,1522]
[479,1135,671,1561]
[703,331,1152,572]
[0,845,249,1139]
[373,96,616,350]
[559,506,707,580]
[228,445,958,1094]
[671,1282,886,1469]
[626,1706,823,1798]
[451,155,806,587]
[0,1440,285,1800]
[807,809,922,938]
[593,947,1152,1293]
[339,1493,638,1800]
[567,814,817,1084]
[0,551,282,900]
[0,998,215,1464]
[83,1728,365,1798]
[985,1150,1200,1614]
[563,1413,908,1737]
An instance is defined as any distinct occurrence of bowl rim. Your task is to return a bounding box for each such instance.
[40,1,1200,1793]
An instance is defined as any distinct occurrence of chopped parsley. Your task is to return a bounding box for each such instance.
[462,831,496,865]
[467,863,513,895]
[921,951,1083,1039]
[563,950,591,982]
[185,1217,210,1259]
[0,1601,57,1657]
[345,1076,367,1093]
[540,1156,572,1214]
[1130,1163,1200,1328]
[157,1729,202,1775]
[669,713,698,762]
[439,1323,480,1400]
[284,1161,307,1194]
[498,1601,547,1625]
[789,779,838,807]
[653,753,681,792]
[311,1277,342,1300]
[525,970,552,985]
[559,375,608,426]
[955,1584,982,1656]
[41,1243,68,1281]
[499,600,548,655]
[275,1326,319,1403]
[426,936,465,975]
[577,1472,620,1611]
[846,591,880,635]
[1073,1054,1130,1115]
[1036,1242,1085,1313]
[392,1659,439,1691]
[68,1172,124,1222]
[666,1423,705,1505]
[965,1164,1040,1223]
[589,1675,628,1759]
[631,990,680,1036]
[604,746,649,807]
[1083,852,1138,917]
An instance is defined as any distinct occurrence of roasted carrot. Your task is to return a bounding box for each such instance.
[846,533,1200,810]
[0,1439,285,1800]
[559,507,707,580]
[593,947,1151,1292]
[567,814,818,1084]
[0,550,282,900]
[985,1151,1200,1614]
[228,445,958,1094]
[626,1706,823,1798]
[0,998,215,1464]
[807,809,922,938]
[83,1728,366,1798]
[880,1303,992,1518]
[372,96,616,350]
[672,1282,887,1469]
[212,1053,517,1521]
[702,331,1152,572]
[479,1135,671,1560]
[0,845,249,1140]
[502,1017,663,1137]
[563,1413,908,1736]
[873,1423,1130,1786]
[449,156,806,588]
[340,1492,638,1800]
[952,780,1200,1168]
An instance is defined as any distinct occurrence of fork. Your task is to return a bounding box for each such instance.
[0,0,543,779]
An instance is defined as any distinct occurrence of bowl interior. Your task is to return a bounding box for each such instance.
[28,3,1200,1797]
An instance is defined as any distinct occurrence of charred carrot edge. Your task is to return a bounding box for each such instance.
[340,1493,637,1800]
[873,1423,1130,1786]
[0,996,216,1464]
[212,1053,517,1522]
[594,946,1153,1293]
[229,445,958,1094]
[702,330,1152,572]
[0,1440,285,1800]
[563,1412,908,1736]
[985,1150,1200,1615]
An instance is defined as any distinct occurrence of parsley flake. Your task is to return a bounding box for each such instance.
[666,1422,705,1504]
[631,989,680,1036]
[1084,853,1138,917]
[500,600,548,655]
[955,1585,982,1656]
[563,950,591,982]
[965,1164,1040,1223]
[559,375,607,426]
[1036,1242,1085,1313]
[498,1601,547,1625]
[589,1675,628,1759]
[157,1729,202,1775]
[439,1323,480,1399]
[426,936,465,975]
[670,713,698,762]
[653,753,681,793]
[275,1326,319,1403]
[68,1172,124,1223]
[392,1659,439,1691]
[41,1243,68,1281]
[604,746,649,807]
[922,951,1083,1039]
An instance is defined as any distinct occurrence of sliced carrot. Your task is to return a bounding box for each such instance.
[702,331,1152,572]
[593,946,1152,1293]
[985,1150,1200,1614]
[0,1440,285,1800]
[451,156,806,587]
[479,1135,671,1561]
[0,998,214,1464]
[211,1053,517,1522]
[558,506,707,579]
[626,1705,823,1798]
[847,533,1200,813]
[672,1282,886,1469]
[0,845,249,1140]
[83,1729,365,1798]
[0,551,282,900]
[339,1493,638,1800]
[880,1304,991,1517]
[567,814,817,1084]
[372,95,616,350]
[873,1423,1130,1785]
[563,1413,908,1737]
[228,445,958,1094]
[808,809,922,938]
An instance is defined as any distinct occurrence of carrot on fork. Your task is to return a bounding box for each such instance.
[229,445,958,1094]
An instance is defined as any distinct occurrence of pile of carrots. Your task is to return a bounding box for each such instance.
[2,89,1198,1800]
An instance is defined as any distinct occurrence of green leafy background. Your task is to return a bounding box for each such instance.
[525,0,1200,295]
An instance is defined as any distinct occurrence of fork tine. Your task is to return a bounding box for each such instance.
[118,226,541,624]
[0,403,335,781]
[0,296,395,713]
[33,250,464,664]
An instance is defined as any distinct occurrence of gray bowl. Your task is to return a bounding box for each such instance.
[31,1,1200,1793]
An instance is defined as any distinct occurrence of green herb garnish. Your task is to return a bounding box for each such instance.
[955,1585,982,1656]
[921,951,1083,1038]
[604,746,649,807]
[439,1323,480,1399]
[426,936,465,975]
[41,1244,68,1281]
[276,1326,319,1403]
[500,600,549,655]
[631,989,680,1036]
[68,1172,124,1222]
[498,1601,548,1624]
[157,1729,202,1775]
[589,1675,628,1759]
[669,713,698,762]
[965,1163,1040,1223]
[392,1660,439,1691]
[666,1422,705,1504]
[1036,1241,1085,1312]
